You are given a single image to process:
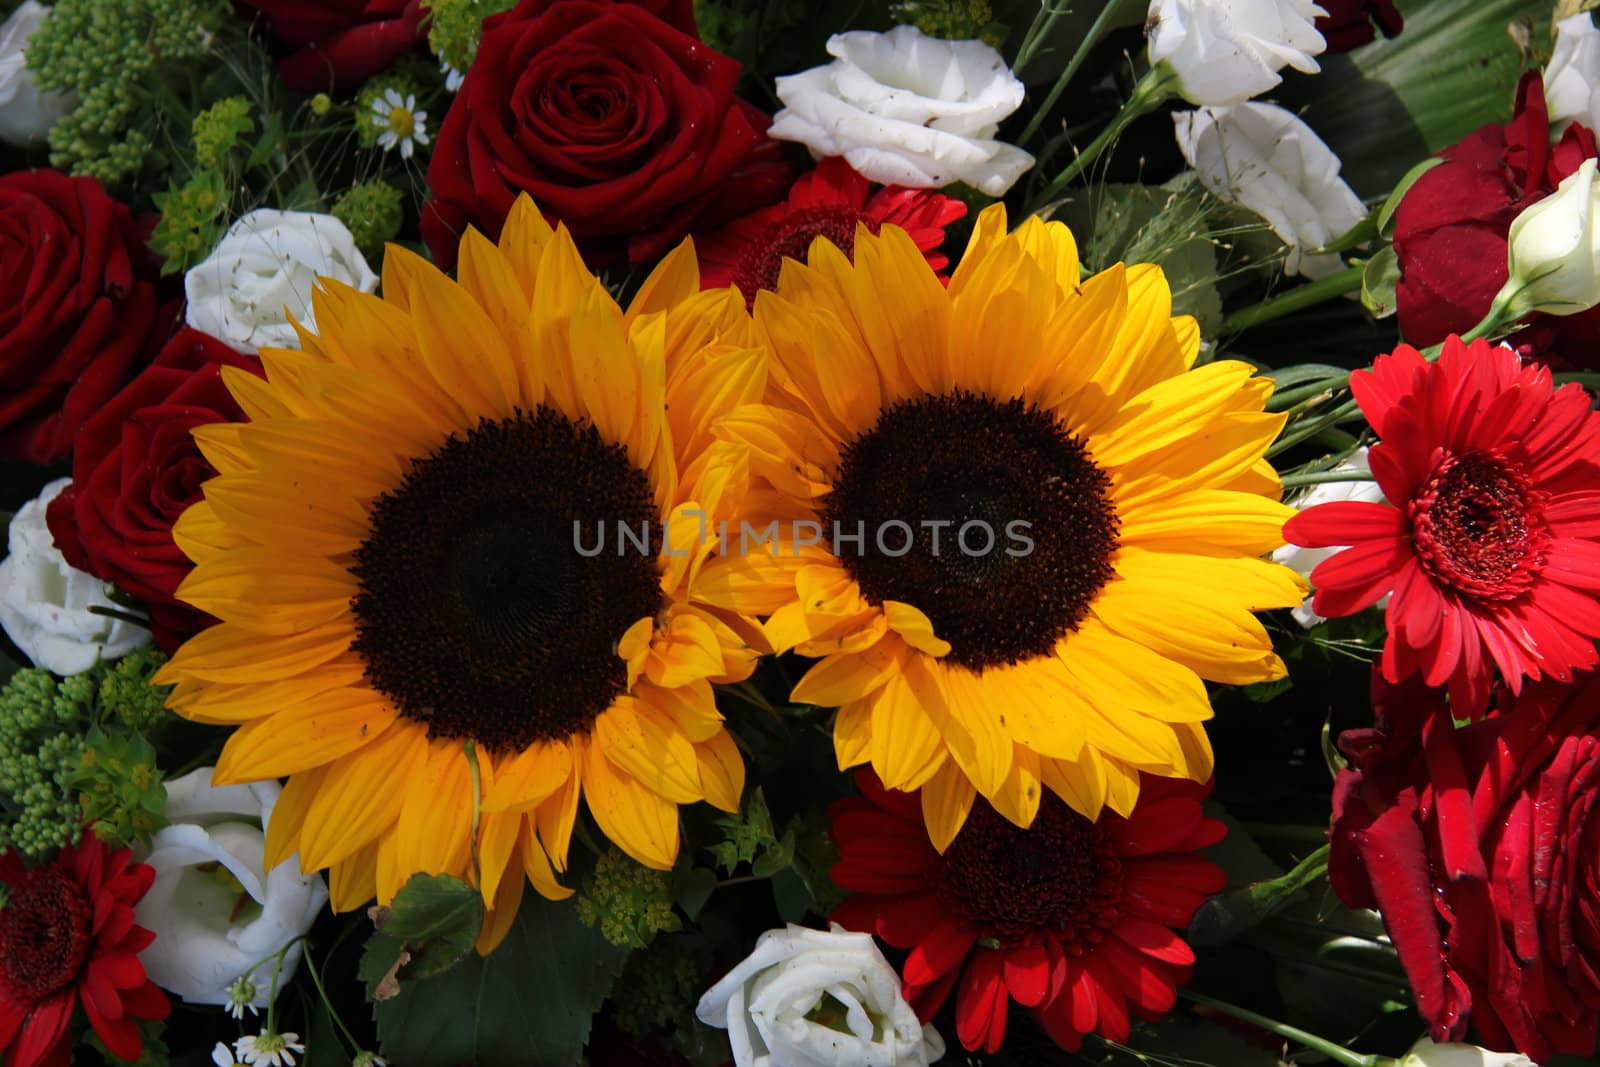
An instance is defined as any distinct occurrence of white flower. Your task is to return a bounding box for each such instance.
[1173,101,1365,278]
[696,924,945,1067]
[370,87,430,159]
[440,55,465,92]
[1394,1037,1536,1067]
[184,209,378,354]
[1546,13,1600,133]
[225,975,261,1020]
[233,1031,304,1067]
[0,478,149,675]
[1148,0,1327,107]
[0,1,75,147]
[213,1042,243,1067]
[1272,448,1387,628]
[1502,157,1600,318]
[133,768,328,1012]
[768,25,1034,197]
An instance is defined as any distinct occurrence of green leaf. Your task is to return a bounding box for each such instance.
[670,865,717,922]
[374,891,631,1067]
[1279,0,1537,198]
[363,873,483,985]
[709,787,778,875]
[1361,246,1402,319]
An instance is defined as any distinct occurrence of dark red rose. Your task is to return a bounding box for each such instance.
[1394,72,1600,370]
[46,327,261,651]
[235,0,426,95]
[1314,0,1403,53]
[0,170,161,464]
[1330,669,1600,1061]
[421,0,791,269]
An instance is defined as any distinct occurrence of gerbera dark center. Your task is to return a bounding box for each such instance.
[732,206,872,306]
[823,391,1120,671]
[1411,449,1548,600]
[351,407,663,753]
[0,866,91,1000]
[937,796,1122,949]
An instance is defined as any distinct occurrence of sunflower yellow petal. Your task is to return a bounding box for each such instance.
[581,739,679,871]
[594,699,702,804]
[921,758,977,853]
[694,729,745,813]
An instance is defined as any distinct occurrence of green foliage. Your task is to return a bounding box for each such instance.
[334,181,406,259]
[890,0,1005,49]
[361,872,485,989]
[576,848,681,949]
[373,889,631,1066]
[193,96,256,170]
[0,653,173,861]
[610,938,705,1039]
[151,171,229,274]
[423,0,516,76]
[28,0,232,187]
[708,787,778,875]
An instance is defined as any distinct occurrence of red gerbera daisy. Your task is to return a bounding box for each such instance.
[1284,336,1600,717]
[0,833,169,1067]
[696,157,967,307]
[828,768,1225,1054]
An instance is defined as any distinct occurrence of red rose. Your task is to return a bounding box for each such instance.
[1314,0,1403,53]
[46,327,261,651]
[235,0,426,95]
[421,0,791,269]
[1393,73,1600,369]
[0,170,161,464]
[1330,669,1600,1061]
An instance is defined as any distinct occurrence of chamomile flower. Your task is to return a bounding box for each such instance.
[225,975,260,1020]
[370,88,429,159]
[441,55,465,92]
[213,1043,243,1067]
[233,1030,305,1067]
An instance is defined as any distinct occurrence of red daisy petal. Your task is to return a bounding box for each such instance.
[0,992,26,1049]
[11,991,72,1067]
[81,992,141,1064]
[1001,943,1052,1008]
[1309,536,1415,618]
[91,952,147,992]
[1114,915,1197,967]
[955,948,1009,1053]
[904,918,979,987]
[907,957,963,1022]
[116,980,171,1023]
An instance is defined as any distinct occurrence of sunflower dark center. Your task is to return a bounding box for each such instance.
[1411,449,1548,601]
[822,390,1120,671]
[731,206,872,307]
[937,796,1122,949]
[350,407,664,753]
[0,866,91,1000]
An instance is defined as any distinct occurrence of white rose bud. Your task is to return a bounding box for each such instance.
[1545,13,1600,133]
[769,25,1034,197]
[696,924,945,1067]
[1148,0,1328,107]
[1502,157,1600,318]
[1271,448,1387,628]
[133,768,328,1011]
[1393,1037,1536,1067]
[0,478,149,675]
[1173,102,1366,278]
[185,209,379,355]
[0,1,75,147]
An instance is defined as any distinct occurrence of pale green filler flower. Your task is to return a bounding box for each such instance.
[333,180,405,259]
[575,848,682,949]
[193,96,256,170]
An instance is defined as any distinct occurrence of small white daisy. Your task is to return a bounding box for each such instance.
[352,1053,388,1067]
[440,54,465,92]
[370,88,430,159]
[213,1043,243,1067]
[225,975,260,1020]
[233,1030,305,1067]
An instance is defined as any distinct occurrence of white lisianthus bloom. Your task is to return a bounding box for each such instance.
[0,478,149,674]
[1173,101,1366,278]
[696,924,945,1067]
[768,25,1034,197]
[1148,0,1327,107]
[1272,448,1387,628]
[185,209,379,354]
[0,1,75,147]
[1393,1037,1536,1067]
[133,769,328,1012]
[1546,13,1600,133]
[1501,157,1600,318]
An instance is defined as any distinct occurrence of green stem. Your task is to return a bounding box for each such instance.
[299,943,361,1055]
[1029,65,1175,206]
[1279,469,1377,490]
[1179,990,1382,1067]
[1224,264,1366,334]
[1266,375,1351,413]
[1016,0,1124,144]
[1268,397,1363,458]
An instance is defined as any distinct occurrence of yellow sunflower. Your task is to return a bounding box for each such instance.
[154,196,769,952]
[698,204,1306,850]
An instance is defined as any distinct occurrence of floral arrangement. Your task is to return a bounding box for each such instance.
[2,1,1600,1066]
